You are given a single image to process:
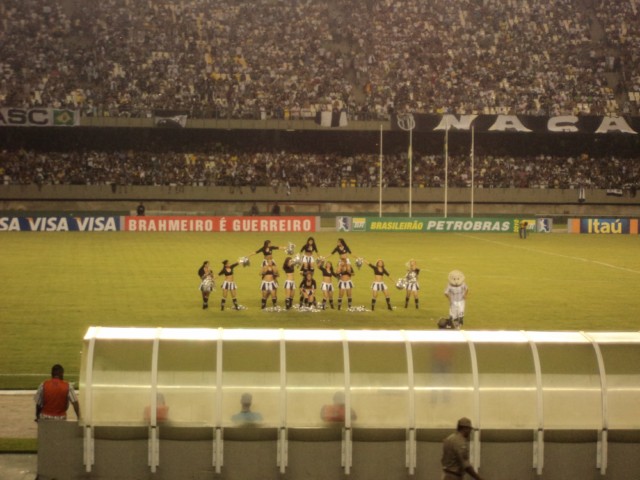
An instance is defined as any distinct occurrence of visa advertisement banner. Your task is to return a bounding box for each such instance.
[0,216,120,231]
[0,215,320,233]
[124,216,319,232]
[569,218,639,234]
[336,217,514,233]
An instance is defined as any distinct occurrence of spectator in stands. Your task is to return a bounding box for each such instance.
[0,0,635,118]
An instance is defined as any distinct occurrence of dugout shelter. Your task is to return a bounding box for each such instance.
[38,327,640,479]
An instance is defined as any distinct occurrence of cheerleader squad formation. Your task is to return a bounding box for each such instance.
[197,237,468,328]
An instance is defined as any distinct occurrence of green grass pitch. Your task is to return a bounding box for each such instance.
[1,230,639,389]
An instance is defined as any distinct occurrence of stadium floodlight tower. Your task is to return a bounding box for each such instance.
[396,113,416,217]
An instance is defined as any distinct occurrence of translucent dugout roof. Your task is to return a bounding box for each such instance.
[80,328,640,430]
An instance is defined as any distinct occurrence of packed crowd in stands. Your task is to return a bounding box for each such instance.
[1,148,638,191]
[1,0,639,118]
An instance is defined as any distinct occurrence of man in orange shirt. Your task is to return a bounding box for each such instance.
[35,364,80,421]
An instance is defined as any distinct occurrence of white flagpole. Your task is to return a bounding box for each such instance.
[409,128,413,218]
[379,125,383,218]
[444,125,449,218]
[470,126,475,218]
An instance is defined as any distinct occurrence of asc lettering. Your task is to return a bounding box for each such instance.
[0,108,49,126]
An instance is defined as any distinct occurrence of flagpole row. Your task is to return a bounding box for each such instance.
[379,125,383,218]
[444,125,449,219]
[470,126,475,218]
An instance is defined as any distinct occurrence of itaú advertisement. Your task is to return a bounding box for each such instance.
[568,218,639,234]
[124,216,319,232]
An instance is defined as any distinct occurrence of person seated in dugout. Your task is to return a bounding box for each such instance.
[144,393,169,423]
[320,391,357,423]
[231,392,263,425]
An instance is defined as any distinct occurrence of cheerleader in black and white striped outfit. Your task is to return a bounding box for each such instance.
[363,259,393,311]
[300,270,317,307]
[404,259,420,309]
[260,260,279,309]
[331,238,352,264]
[282,256,296,310]
[318,259,338,310]
[252,239,284,266]
[198,260,214,310]
[218,260,240,311]
[336,258,355,310]
[300,236,318,272]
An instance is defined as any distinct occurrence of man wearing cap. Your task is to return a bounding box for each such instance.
[441,417,486,480]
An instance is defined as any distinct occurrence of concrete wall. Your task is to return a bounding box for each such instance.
[2,185,639,217]
[37,422,640,480]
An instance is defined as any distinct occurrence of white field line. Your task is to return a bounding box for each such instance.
[460,234,640,275]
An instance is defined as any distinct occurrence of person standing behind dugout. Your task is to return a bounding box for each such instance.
[441,417,487,480]
[35,364,80,422]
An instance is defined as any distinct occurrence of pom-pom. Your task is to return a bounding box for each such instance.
[285,242,296,255]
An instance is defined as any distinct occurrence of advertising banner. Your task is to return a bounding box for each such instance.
[0,216,120,231]
[390,113,639,135]
[124,216,319,232]
[335,217,514,233]
[568,218,639,234]
[536,218,553,233]
[0,108,80,127]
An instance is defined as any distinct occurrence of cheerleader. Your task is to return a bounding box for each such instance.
[336,258,355,310]
[252,240,283,266]
[404,259,420,309]
[318,259,337,310]
[282,257,297,310]
[300,236,318,271]
[300,270,317,308]
[218,260,240,311]
[363,259,393,311]
[198,260,214,310]
[331,238,352,264]
[260,260,279,309]
[298,261,314,307]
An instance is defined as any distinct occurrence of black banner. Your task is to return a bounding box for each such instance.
[390,113,639,135]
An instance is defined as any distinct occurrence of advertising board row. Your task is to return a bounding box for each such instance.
[0,216,320,232]
[1,215,636,234]
[336,216,638,234]
[336,216,551,233]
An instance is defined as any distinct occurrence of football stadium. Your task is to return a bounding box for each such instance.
[1,1,640,479]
